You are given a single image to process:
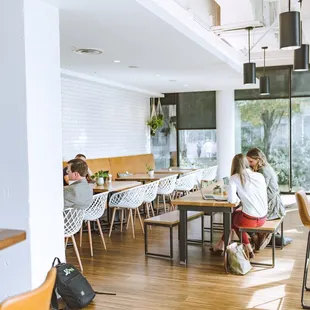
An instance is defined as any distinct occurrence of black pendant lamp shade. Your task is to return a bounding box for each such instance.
[243,27,256,84]
[260,47,270,96]
[294,44,309,71]
[293,1,309,71]
[279,0,301,50]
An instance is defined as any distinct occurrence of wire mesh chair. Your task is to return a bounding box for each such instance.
[109,184,146,238]
[64,208,85,272]
[143,180,159,218]
[202,165,218,182]
[157,174,178,213]
[80,192,109,257]
[174,171,197,198]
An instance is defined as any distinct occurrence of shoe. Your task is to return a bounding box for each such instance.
[249,251,255,259]
[258,233,273,251]
[209,247,224,256]
[251,233,260,253]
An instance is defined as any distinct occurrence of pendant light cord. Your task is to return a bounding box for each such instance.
[248,28,251,63]
[263,49,266,76]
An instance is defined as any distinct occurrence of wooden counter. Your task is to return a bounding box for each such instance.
[0,229,26,251]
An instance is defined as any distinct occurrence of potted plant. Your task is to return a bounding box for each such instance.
[91,170,109,185]
[146,164,154,177]
[147,114,164,136]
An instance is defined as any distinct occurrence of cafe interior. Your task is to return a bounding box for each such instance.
[1,0,310,309]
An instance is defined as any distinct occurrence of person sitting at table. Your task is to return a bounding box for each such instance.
[246,147,289,251]
[211,154,268,258]
[63,154,93,186]
[64,158,93,210]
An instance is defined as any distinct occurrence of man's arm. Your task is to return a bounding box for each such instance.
[63,186,76,209]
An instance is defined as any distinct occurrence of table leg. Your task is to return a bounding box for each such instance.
[179,208,188,265]
[223,212,232,250]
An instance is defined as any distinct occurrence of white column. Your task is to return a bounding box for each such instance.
[216,90,236,179]
[0,0,65,301]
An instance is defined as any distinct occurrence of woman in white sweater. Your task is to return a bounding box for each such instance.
[212,154,268,257]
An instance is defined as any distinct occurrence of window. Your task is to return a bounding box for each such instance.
[236,99,290,191]
[151,104,177,169]
[291,97,310,191]
[178,129,217,168]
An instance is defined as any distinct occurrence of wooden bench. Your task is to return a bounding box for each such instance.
[239,217,284,268]
[144,210,204,259]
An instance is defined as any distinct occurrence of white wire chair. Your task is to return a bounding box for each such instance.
[64,208,85,272]
[193,168,204,191]
[109,184,146,238]
[143,180,159,218]
[79,192,109,257]
[202,165,218,182]
[157,174,178,213]
[174,171,197,198]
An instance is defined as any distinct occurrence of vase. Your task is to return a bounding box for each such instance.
[96,177,104,186]
[148,170,154,177]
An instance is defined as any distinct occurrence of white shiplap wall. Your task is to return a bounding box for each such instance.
[61,74,151,160]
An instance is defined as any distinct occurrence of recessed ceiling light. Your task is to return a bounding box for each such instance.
[169,79,177,82]
[184,84,189,87]
[155,74,160,77]
[128,65,139,69]
[73,48,103,55]
[113,60,121,63]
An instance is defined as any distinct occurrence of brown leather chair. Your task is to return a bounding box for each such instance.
[0,267,56,310]
[296,191,310,309]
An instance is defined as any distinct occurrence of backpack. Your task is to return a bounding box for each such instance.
[51,257,96,309]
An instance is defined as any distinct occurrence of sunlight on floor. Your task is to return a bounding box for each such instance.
[246,284,285,309]
[242,260,294,288]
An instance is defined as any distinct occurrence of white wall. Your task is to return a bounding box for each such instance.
[61,74,151,160]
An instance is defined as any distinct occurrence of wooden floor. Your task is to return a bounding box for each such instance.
[66,203,308,310]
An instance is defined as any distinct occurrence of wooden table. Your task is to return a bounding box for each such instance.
[171,191,238,265]
[92,181,142,193]
[115,173,178,182]
[0,229,26,251]
[155,168,196,175]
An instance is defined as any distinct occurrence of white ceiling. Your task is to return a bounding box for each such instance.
[43,0,247,95]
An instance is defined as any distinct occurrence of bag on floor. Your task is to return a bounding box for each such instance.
[51,257,96,309]
[224,242,252,275]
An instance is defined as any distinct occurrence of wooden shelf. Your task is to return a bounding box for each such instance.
[0,229,26,251]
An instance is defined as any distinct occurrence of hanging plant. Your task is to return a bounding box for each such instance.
[147,98,164,136]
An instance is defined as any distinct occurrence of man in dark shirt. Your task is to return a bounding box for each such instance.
[63,154,93,186]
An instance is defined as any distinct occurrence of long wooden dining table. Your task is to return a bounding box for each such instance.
[92,181,142,193]
[171,191,238,265]
[115,173,178,183]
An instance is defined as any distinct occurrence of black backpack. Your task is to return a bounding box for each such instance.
[51,257,96,309]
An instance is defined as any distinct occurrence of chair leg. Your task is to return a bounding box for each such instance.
[65,237,69,248]
[87,221,93,257]
[71,235,83,273]
[126,209,131,230]
[96,219,107,250]
[163,195,166,213]
[109,208,117,237]
[302,231,310,309]
[150,202,155,217]
[136,208,144,234]
[146,203,150,219]
[129,209,135,238]
[169,194,174,210]
[79,224,83,247]
[120,209,124,232]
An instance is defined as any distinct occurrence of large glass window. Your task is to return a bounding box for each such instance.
[151,104,177,169]
[236,99,290,191]
[178,130,217,168]
[291,97,310,191]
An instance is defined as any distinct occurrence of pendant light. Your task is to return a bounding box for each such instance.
[243,27,256,85]
[280,0,301,50]
[260,47,270,96]
[294,1,309,71]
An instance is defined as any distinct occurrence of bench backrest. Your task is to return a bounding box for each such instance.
[62,153,154,180]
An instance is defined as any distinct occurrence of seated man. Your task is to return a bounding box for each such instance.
[63,154,93,186]
[64,158,93,210]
